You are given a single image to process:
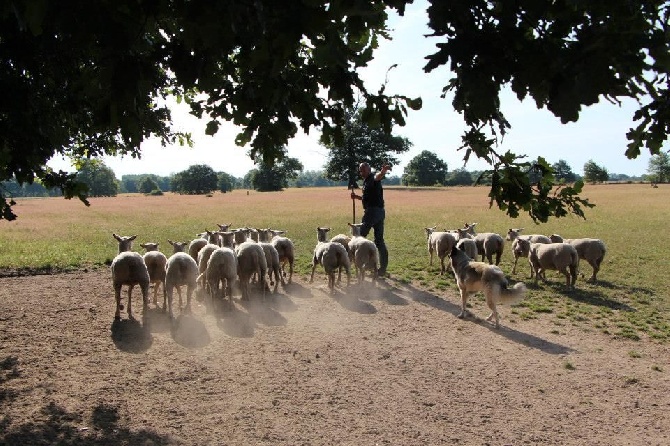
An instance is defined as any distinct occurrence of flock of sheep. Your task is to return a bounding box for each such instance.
[110,224,296,321]
[425,222,607,288]
[109,220,606,326]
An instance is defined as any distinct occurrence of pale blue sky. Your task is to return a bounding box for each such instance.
[48,1,658,178]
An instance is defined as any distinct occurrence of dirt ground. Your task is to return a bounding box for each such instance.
[1,268,669,446]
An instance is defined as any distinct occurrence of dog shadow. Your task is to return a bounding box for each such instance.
[398,282,574,355]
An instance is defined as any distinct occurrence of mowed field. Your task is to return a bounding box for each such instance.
[2,184,670,445]
[1,183,669,340]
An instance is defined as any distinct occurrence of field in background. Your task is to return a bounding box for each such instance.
[1,184,669,340]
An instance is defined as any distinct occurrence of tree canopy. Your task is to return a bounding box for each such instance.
[2,1,668,221]
[249,154,304,192]
[171,165,218,195]
[402,150,448,186]
[583,160,610,183]
[647,152,670,183]
[321,108,411,187]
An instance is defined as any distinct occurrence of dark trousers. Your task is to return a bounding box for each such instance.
[360,206,388,274]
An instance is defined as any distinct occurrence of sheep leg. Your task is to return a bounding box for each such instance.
[126,285,134,319]
[587,259,598,282]
[511,256,518,275]
[309,261,318,283]
[114,284,123,320]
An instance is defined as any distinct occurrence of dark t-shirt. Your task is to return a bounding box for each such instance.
[362,174,384,209]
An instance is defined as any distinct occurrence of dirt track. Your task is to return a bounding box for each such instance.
[1,268,669,445]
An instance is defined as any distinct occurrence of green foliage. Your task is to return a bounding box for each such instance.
[322,108,411,186]
[583,160,610,183]
[138,177,160,194]
[647,152,670,183]
[402,150,448,186]
[250,154,304,191]
[2,0,668,223]
[217,172,239,193]
[172,164,218,195]
[445,168,475,186]
[552,160,578,183]
[75,159,118,197]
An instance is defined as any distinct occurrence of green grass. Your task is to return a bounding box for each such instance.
[1,184,669,341]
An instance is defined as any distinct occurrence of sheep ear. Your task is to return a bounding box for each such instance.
[113,233,121,241]
[129,235,137,241]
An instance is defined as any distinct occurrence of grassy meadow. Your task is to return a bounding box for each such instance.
[1,184,669,341]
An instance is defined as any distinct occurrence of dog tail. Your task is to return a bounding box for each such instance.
[498,282,527,305]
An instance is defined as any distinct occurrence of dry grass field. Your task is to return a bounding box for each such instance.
[1,184,670,445]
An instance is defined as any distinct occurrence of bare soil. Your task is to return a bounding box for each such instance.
[1,268,669,445]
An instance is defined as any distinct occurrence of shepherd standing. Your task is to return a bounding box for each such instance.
[350,162,391,278]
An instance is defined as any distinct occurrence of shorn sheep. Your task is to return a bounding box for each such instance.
[348,223,380,282]
[269,230,295,284]
[462,223,504,265]
[165,240,199,319]
[202,247,237,309]
[505,229,552,275]
[549,234,607,282]
[235,240,268,301]
[310,227,351,292]
[111,234,150,321]
[139,242,167,308]
[528,242,579,289]
[424,226,458,274]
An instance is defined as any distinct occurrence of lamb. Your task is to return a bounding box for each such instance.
[506,228,552,244]
[549,234,607,282]
[259,241,283,293]
[196,242,221,292]
[269,230,295,284]
[424,226,458,274]
[165,240,199,319]
[235,240,268,300]
[348,223,380,283]
[201,247,238,308]
[111,234,150,321]
[310,228,351,292]
[139,242,167,308]
[188,237,208,261]
[455,238,478,260]
[314,227,350,283]
[528,242,580,289]
[462,223,505,265]
[219,231,236,249]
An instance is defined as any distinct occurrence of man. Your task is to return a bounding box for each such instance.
[350,162,391,278]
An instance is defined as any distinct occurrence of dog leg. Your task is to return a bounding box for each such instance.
[485,294,500,328]
[458,289,469,319]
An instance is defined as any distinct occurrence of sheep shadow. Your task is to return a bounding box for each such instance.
[531,281,638,312]
[110,318,152,353]
[282,281,314,299]
[238,296,288,327]
[0,356,20,406]
[216,304,256,338]
[143,306,173,334]
[0,401,172,446]
[171,313,211,348]
[333,289,378,314]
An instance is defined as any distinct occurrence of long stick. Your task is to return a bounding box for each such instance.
[352,195,356,223]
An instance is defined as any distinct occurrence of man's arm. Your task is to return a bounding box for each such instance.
[374,164,392,181]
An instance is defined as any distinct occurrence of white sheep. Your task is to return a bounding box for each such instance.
[549,234,607,282]
[165,240,199,318]
[310,228,351,292]
[348,223,380,283]
[507,232,552,275]
[235,240,268,300]
[528,242,579,288]
[259,241,283,293]
[202,247,238,308]
[219,231,236,249]
[111,234,150,321]
[424,226,458,274]
[455,238,478,260]
[330,232,352,283]
[188,237,208,261]
[269,229,295,284]
[196,242,220,291]
[139,242,167,308]
[462,222,504,265]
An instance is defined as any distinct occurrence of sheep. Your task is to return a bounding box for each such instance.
[269,229,295,284]
[549,234,607,282]
[196,242,220,292]
[216,223,232,233]
[164,249,199,319]
[310,228,351,292]
[168,240,189,253]
[528,242,579,288]
[111,234,150,321]
[259,241,283,293]
[506,228,552,244]
[235,240,268,301]
[506,231,552,275]
[310,241,351,293]
[219,231,236,249]
[139,242,167,308]
[330,232,352,283]
[462,223,504,265]
[455,238,478,260]
[188,237,208,261]
[201,247,238,308]
[347,223,380,283]
[424,226,458,274]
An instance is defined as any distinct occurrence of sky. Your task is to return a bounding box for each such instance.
[48,1,658,179]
